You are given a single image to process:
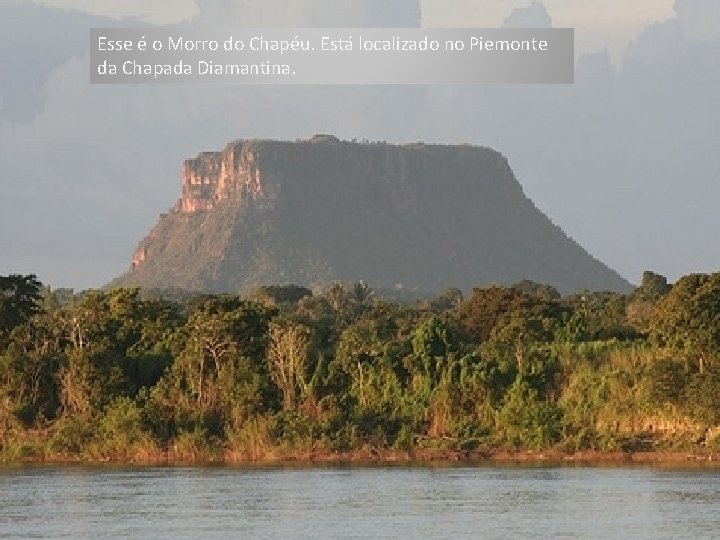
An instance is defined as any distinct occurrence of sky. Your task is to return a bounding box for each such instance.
[1,0,719,290]
[35,0,674,60]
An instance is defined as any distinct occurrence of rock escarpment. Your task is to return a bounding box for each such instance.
[115,135,631,294]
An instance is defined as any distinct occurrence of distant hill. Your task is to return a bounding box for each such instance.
[112,136,631,294]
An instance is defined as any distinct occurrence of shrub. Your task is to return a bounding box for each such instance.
[50,416,94,455]
[497,378,562,450]
[91,397,157,459]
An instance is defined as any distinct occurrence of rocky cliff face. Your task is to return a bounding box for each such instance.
[116,136,631,294]
[177,145,264,214]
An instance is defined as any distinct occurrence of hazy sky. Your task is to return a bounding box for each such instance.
[1,0,718,290]
[36,0,674,59]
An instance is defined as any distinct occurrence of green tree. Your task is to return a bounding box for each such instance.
[332,304,410,415]
[565,291,637,341]
[650,273,720,373]
[142,296,275,441]
[55,288,180,412]
[456,286,528,343]
[175,297,275,408]
[511,280,560,302]
[410,315,460,386]
[267,322,311,411]
[429,286,464,312]
[250,285,312,306]
[497,378,561,449]
[0,274,43,346]
[0,313,63,424]
[627,271,672,333]
[634,271,671,301]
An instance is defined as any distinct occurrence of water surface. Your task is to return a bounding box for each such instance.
[1,464,719,538]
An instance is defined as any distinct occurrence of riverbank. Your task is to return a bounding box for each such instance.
[4,446,719,467]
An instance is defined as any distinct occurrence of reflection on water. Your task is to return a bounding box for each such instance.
[1,465,719,539]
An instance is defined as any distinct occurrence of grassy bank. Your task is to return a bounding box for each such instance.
[3,438,720,467]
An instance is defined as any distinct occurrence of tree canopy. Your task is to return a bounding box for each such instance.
[2,271,720,462]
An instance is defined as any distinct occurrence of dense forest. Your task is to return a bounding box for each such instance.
[1,271,719,462]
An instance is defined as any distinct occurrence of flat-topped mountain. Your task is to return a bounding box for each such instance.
[113,135,631,294]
